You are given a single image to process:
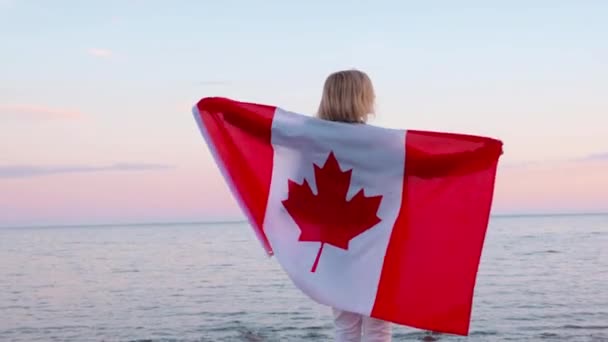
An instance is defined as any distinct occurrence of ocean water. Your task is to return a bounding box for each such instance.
[0,215,607,342]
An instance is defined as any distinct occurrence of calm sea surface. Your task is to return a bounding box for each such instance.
[1,215,607,341]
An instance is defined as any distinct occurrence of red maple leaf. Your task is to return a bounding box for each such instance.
[281,151,383,272]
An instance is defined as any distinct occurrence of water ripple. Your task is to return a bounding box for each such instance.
[0,216,607,341]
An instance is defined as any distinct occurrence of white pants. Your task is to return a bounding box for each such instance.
[332,308,392,342]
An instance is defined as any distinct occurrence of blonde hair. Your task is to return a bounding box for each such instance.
[316,69,375,123]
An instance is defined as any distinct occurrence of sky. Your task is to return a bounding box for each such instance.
[1,0,607,227]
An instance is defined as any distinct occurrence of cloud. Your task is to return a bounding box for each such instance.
[501,152,608,169]
[195,80,232,86]
[0,163,175,178]
[582,153,608,161]
[87,48,113,58]
[0,104,82,120]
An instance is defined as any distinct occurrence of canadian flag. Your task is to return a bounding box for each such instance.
[193,97,503,336]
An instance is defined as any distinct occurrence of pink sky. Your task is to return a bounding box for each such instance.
[1,151,607,227]
[1,1,607,227]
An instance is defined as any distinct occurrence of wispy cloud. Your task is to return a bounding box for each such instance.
[502,152,608,169]
[582,152,608,161]
[0,104,82,120]
[87,48,113,58]
[0,163,175,178]
[195,80,232,86]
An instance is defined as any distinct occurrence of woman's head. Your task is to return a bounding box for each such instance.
[317,69,375,123]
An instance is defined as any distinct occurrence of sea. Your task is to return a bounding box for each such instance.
[1,214,607,341]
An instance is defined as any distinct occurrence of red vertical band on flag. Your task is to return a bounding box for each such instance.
[371,130,502,335]
[194,97,276,254]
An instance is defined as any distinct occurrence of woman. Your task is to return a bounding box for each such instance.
[316,69,392,342]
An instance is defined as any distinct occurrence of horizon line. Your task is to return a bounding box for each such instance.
[1,211,607,229]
